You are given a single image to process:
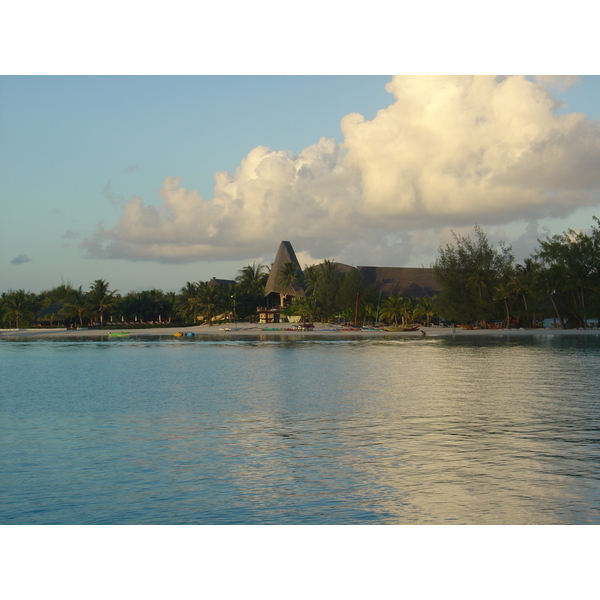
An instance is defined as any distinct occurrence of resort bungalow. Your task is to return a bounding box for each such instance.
[255,240,440,323]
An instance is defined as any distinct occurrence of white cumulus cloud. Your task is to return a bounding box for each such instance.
[82,76,600,266]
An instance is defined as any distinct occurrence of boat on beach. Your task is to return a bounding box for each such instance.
[382,325,421,332]
[108,331,130,337]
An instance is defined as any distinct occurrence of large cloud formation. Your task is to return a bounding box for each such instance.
[82,76,600,265]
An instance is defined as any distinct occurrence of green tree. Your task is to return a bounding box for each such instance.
[509,259,543,328]
[434,225,515,326]
[277,261,302,306]
[60,286,89,327]
[2,289,36,329]
[316,260,342,321]
[415,296,437,327]
[361,302,377,326]
[303,265,321,297]
[197,282,226,325]
[534,219,600,328]
[87,279,117,326]
[379,294,404,326]
[287,296,315,323]
[236,262,268,295]
[402,296,415,325]
[236,262,268,319]
[337,268,376,325]
[176,282,200,323]
[494,282,512,328]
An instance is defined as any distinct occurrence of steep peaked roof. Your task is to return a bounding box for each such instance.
[264,241,306,298]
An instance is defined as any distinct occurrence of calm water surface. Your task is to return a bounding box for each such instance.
[1,334,600,524]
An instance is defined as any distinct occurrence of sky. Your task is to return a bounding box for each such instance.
[1,4,599,297]
[1,74,599,295]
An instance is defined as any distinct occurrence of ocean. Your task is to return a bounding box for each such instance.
[1,333,600,524]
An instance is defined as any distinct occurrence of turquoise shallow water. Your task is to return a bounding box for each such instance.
[1,334,600,524]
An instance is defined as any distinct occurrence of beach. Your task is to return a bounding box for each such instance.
[1,322,598,339]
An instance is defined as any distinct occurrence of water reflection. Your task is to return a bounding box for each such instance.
[1,336,599,524]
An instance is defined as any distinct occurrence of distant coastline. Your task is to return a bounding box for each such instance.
[2,322,599,340]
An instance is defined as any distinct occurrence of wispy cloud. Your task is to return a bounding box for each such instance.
[10,254,32,265]
[102,179,126,206]
[62,230,81,239]
[82,76,600,266]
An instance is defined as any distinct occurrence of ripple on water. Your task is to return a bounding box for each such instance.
[1,335,600,524]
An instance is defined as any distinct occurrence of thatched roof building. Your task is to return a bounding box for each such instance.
[34,302,66,323]
[264,241,306,302]
[307,261,438,297]
[358,266,439,297]
[261,241,439,304]
[207,277,236,289]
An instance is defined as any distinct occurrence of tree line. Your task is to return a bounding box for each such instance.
[433,218,600,329]
[2,217,599,329]
[0,265,268,329]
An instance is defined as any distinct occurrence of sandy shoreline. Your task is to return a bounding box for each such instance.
[1,322,599,339]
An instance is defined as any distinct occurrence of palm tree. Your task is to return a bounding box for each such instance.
[289,296,315,323]
[176,282,200,323]
[494,282,511,328]
[60,286,89,327]
[236,263,268,319]
[379,294,404,326]
[361,302,377,326]
[415,297,436,327]
[197,282,226,326]
[3,289,35,329]
[303,265,321,296]
[466,268,490,327]
[236,262,267,296]
[537,265,566,329]
[277,261,301,306]
[466,269,488,299]
[402,297,415,326]
[510,260,541,326]
[87,279,117,326]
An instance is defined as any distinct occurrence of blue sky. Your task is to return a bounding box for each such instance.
[1,75,599,295]
[0,76,600,293]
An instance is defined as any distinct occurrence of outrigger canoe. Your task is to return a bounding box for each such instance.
[108,331,130,337]
[382,325,421,332]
